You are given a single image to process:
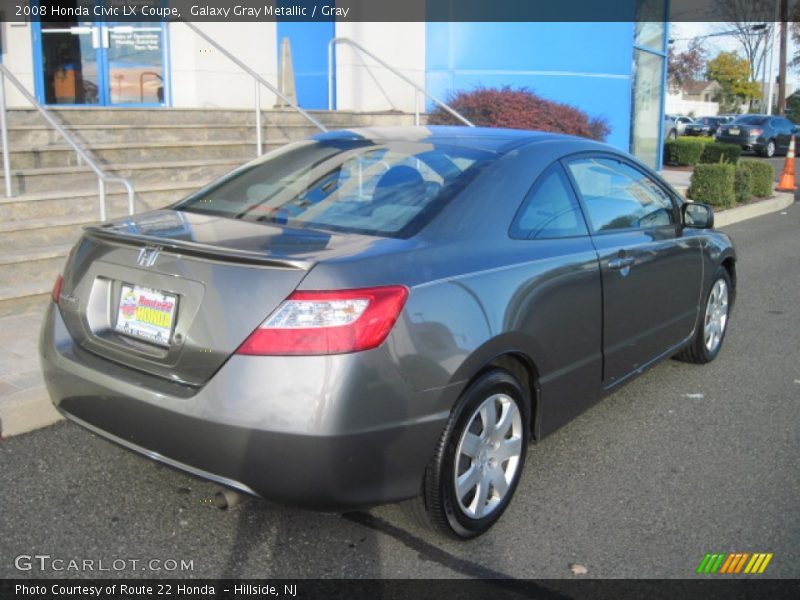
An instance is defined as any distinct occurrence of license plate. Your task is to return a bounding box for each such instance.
[729,127,740,135]
[115,284,177,345]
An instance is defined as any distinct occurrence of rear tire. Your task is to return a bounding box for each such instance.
[761,139,776,158]
[418,369,530,539]
[676,267,732,364]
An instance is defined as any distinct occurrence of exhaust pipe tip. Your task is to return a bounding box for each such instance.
[214,488,248,510]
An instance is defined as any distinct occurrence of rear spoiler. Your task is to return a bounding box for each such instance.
[83,225,313,271]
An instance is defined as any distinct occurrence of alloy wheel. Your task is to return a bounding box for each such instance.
[704,278,729,353]
[454,393,523,519]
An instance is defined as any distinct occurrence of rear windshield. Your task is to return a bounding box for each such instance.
[175,139,496,238]
[733,115,769,125]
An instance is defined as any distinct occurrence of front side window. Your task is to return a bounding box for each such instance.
[567,157,675,232]
[511,166,588,239]
[176,140,496,238]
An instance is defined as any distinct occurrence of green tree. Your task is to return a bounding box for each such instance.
[706,51,762,112]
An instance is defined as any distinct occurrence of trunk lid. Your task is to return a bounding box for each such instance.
[57,209,382,385]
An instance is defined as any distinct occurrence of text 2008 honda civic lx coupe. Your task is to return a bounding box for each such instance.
[41,127,736,538]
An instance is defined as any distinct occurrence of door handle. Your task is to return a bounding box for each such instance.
[608,256,635,270]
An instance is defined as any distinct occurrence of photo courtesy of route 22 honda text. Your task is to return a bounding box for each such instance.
[41,126,736,539]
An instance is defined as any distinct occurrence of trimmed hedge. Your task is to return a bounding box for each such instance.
[734,165,752,204]
[738,160,774,198]
[665,136,714,166]
[700,143,742,165]
[687,163,735,208]
[677,135,716,144]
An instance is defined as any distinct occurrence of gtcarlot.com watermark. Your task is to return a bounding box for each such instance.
[14,554,194,573]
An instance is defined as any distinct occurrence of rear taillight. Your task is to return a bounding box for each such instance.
[750,128,763,136]
[51,275,63,304]
[236,286,409,356]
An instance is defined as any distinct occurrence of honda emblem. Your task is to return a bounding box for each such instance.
[137,246,161,268]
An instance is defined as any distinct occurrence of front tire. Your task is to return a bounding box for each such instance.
[676,267,732,364]
[420,369,529,539]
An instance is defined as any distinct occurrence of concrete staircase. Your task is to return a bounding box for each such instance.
[0,107,415,317]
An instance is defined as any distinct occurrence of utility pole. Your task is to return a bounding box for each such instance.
[778,0,788,115]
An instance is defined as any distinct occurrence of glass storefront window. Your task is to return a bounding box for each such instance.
[634,0,666,50]
[635,22,666,52]
[630,49,664,169]
[37,3,165,106]
[107,24,165,104]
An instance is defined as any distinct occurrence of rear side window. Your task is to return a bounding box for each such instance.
[511,165,588,239]
[567,157,675,232]
[735,115,768,125]
[175,140,496,238]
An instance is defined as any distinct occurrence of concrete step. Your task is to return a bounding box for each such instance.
[0,180,205,221]
[0,244,71,285]
[0,279,52,318]
[5,123,321,146]
[0,157,242,194]
[0,215,90,250]
[1,139,284,169]
[7,108,418,127]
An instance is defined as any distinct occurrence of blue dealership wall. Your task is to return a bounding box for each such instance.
[425,22,636,151]
[276,20,334,109]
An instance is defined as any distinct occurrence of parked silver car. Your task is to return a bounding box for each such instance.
[666,115,693,136]
[41,127,736,538]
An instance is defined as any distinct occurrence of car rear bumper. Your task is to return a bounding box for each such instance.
[714,135,762,151]
[40,303,451,510]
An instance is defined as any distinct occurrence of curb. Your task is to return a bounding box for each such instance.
[0,385,63,439]
[714,192,795,228]
[671,185,795,228]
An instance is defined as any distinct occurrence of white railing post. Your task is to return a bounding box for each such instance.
[414,89,420,126]
[255,81,262,156]
[98,178,106,222]
[182,22,327,132]
[0,70,12,198]
[327,39,335,110]
[328,38,474,128]
[0,64,136,218]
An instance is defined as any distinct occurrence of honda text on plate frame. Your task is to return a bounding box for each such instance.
[115,285,177,346]
[40,127,736,539]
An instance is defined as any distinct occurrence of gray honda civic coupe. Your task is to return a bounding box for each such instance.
[40,126,736,538]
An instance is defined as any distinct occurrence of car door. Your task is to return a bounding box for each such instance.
[564,154,704,387]
[508,162,603,435]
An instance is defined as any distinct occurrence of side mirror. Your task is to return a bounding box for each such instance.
[682,202,714,229]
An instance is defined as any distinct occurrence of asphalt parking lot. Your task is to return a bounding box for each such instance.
[1,203,798,580]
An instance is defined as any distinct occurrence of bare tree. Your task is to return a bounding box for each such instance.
[714,0,774,83]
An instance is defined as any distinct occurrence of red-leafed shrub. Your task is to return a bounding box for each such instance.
[428,86,611,141]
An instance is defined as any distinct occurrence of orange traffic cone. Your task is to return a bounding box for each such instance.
[776,135,796,192]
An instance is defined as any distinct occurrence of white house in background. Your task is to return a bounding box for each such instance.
[666,80,722,117]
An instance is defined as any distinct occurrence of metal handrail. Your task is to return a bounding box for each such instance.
[327,37,475,128]
[181,22,327,157]
[0,64,135,221]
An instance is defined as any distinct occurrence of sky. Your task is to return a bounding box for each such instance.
[669,22,799,86]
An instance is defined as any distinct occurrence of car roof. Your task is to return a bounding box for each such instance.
[312,125,573,154]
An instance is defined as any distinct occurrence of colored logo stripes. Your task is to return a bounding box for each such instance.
[696,552,773,574]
